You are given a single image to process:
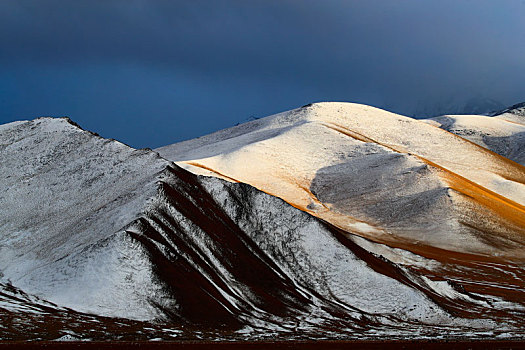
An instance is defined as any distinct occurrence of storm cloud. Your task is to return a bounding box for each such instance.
[1,0,524,147]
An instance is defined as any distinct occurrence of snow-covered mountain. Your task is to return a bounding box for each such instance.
[422,103,525,166]
[157,103,525,258]
[1,103,525,341]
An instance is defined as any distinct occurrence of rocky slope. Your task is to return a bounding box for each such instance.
[1,106,524,340]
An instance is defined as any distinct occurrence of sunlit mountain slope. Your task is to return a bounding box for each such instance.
[157,102,525,259]
[4,117,518,340]
[1,105,525,341]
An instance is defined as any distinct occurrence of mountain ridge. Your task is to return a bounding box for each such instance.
[157,102,525,259]
[1,103,525,340]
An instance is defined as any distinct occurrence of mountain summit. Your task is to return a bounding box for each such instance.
[158,102,525,258]
[1,103,525,341]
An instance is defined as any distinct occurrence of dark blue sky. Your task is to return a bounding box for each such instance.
[1,0,524,148]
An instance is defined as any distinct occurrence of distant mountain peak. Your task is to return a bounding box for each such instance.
[493,101,525,117]
[407,96,506,118]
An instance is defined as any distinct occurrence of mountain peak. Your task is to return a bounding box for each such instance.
[2,102,525,340]
[494,101,525,117]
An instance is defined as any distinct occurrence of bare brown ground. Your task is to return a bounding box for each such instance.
[1,340,525,349]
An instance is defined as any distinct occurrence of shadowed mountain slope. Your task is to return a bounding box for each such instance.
[1,108,525,340]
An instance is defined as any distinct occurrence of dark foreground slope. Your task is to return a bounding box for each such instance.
[0,117,524,341]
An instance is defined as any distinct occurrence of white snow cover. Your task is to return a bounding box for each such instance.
[0,118,170,320]
[1,112,524,339]
[157,102,525,257]
[0,116,462,328]
[423,114,525,166]
[200,178,459,324]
